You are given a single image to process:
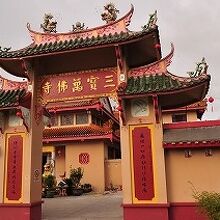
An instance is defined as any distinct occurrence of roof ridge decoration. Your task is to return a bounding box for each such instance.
[72,22,87,32]
[167,58,208,83]
[40,13,57,33]
[0,46,11,53]
[188,57,208,78]
[27,4,134,45]
[101,3,120,24]
[128,44,209,83]
[142,10,157,31]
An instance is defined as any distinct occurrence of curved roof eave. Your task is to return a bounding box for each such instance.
[0,28,158,60]
[27,4,135,45]
[0,28,159,77]
[118,74,210,110]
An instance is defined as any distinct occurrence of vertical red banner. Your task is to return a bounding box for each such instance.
[6,135,23,200]
[132,127,154,200]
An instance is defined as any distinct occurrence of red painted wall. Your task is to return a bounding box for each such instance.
[123,204,169,220]
[169,203,208,220]
[123,203,209,220]
[0,202,42,220]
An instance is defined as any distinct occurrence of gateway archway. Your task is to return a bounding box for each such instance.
[0,4,210,220]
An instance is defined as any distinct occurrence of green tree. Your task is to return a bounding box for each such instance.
[192,187,220,220]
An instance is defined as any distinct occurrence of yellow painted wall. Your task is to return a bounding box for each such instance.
[162,111,198,123]
[105,159,122,189]
[42,146,55,153]
[55,146,65,182]
[65,141,105,193]
[165,149,220,202]
[187,111,198,121]
[120,97,168,204]
[2,123,31,204]
[162,114,172,124]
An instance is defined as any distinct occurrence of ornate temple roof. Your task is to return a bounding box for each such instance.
[0,5,160,77]
[43,124,119,143]
[0,4,211,110]
[0,88,27,108]
[0,76,29,108]
[117,45,210,109]
[0,30,155,59]
[0,5,158,59]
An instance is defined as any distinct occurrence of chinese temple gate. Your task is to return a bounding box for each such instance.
[0,4,210,220]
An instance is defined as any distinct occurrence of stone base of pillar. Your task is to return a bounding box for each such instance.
[0,201,42,220]
[123,203,169,220]
[169,202,208,220]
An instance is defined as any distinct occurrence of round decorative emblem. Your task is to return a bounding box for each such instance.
[79,153,90,165]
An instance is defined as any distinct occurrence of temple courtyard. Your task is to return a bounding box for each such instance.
[42,192,123,220]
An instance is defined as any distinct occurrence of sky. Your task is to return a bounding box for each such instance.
[0,0,219,119]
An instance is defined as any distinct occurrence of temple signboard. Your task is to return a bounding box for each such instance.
[40,68,118,103]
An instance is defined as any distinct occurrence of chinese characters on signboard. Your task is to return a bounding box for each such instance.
[6,135,23,200]
[40,68,118,103]
[132,127,154,200]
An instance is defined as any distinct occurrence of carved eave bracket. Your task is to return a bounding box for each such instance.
[21,107,30,132]
[15,107,30,132]
[115,45,128,89]
[20,58,33,82]
[117,97,126,126]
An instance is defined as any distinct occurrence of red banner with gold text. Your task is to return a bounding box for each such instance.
[132,127,154,200]
[39,68,118,103]
[6,135,23,200]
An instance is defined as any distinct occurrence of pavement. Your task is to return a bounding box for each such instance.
[42,191,123,220]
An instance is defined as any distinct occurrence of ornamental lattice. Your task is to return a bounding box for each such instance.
[79,153,90,165]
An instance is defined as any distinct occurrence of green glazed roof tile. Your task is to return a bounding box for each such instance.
[124,74,185,94]
[0,28,157,58]
[0,89,27,107]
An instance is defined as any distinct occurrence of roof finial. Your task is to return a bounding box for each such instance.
[101,3,119,24]
[0,46,11,53]
[72,22,87,32]
[40,13,57,33]
[188,57,208,77]
[142,10,158,31]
